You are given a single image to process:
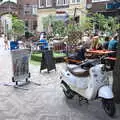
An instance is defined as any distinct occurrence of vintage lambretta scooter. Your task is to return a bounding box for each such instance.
[60,59,115,117]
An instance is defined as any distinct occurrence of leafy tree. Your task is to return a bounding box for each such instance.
[80,17,93,31]
[12,16,24,39]
[52,20,65,36]
[107,17,119,33]
[42,15,66,37]
[83,13,120,34]
[42,15,56,32]
[93,13,107,30]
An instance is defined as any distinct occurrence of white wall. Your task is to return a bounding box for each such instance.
[37,9,56,32]
[1,14,12,35]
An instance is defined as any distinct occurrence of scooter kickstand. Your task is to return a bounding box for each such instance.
[79,96,89,105]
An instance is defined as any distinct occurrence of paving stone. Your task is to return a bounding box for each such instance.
[0,51,120,120]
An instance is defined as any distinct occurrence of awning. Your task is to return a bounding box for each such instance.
[56,11,69,21]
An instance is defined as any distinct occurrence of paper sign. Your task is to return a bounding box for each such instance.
[11,49,31,81]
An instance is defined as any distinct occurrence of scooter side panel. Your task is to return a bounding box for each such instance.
[98,86,114,99]
[85,64,108,100]
[61,70,88,95]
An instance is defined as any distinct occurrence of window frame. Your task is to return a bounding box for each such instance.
[46,0,52,7]
[71,0,81,4]
[92,0,110,3]
[39,0,44,8]
[56,0,68,6]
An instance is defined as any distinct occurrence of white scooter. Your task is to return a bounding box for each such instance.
[60,59,115,117]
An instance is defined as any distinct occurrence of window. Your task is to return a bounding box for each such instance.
[24,11,31,15]
[46,0,52,7]
[39,0,44,8]
[25,21,29,27]
[24,5,32,15]
[32,5,37,15]
[71,0,80,4]
[56,0,68,6]
[33,21,37,30]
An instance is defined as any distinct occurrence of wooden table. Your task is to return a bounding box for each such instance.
[87,50,115,55]
[105,57,117,61]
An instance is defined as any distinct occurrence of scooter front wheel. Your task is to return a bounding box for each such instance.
[63,89,74,99]
[102,98,116,117]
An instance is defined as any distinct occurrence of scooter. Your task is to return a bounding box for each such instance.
[60,59,116,117]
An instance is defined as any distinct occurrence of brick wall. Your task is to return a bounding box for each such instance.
[18,0,38,33]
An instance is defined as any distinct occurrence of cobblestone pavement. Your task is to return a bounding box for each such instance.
[0,51,120,120]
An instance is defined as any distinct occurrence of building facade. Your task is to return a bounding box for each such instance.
[37,0,87,32]
[18,0,38,34]
[86,0,120,16]
[0,0,18,38]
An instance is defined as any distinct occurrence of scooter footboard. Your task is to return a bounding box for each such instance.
[98,86,114,99]
[61,80,69,92]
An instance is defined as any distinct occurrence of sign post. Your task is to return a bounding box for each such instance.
[40,50,56,73]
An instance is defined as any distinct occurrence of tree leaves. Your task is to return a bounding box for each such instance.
[12,16,24,36]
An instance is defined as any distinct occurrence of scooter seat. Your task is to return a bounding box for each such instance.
[67,64,79,69]
[68,67,89,77]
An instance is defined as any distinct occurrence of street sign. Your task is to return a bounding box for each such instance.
[106,2,120,9]
[40,50,56,73]
[11,49,31,81]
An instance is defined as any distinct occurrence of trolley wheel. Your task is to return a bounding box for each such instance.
[12,77,15,82]
[26,78,28,82]
[28,72,31,78]
[15,81,18,85]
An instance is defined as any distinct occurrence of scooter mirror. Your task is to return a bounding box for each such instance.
[101,65,106,72]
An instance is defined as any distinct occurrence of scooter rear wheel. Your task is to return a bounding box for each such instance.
[63,89,74,99]
[102,98,116,117]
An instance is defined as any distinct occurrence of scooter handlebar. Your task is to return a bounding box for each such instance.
[80,59,100,70]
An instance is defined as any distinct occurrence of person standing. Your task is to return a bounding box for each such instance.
[108,36,118,57]
[103,36,110,50]
[4,35,9,50]
[108,36,118,51]
[82,33,91,49]
[91,35,99,50]
[0,33,5,52]
[39,35,48,50]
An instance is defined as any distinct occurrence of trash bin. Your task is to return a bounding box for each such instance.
[11,49,31,85]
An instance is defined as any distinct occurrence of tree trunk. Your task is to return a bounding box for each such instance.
[113,15,120,104]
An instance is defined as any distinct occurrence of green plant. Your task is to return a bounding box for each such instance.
[83,13,119,33]
[52,20,65,36]
[12,16,25,39]
[80,17,93,31]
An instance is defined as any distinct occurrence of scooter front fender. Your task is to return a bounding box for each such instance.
[98,86,114,99]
